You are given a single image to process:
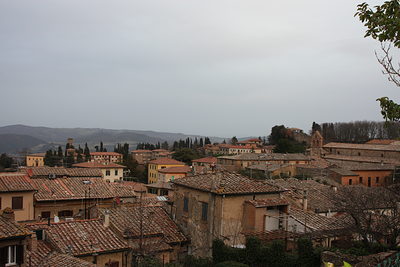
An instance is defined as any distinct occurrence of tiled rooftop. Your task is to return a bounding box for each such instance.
[25,166,103,178]
[158,166,191,174]
[0,211,31,240]
[148,158,185,165]
[27,240,97,267]
[269,178,340,213]
[31,177,121,201]
[173,171,283,195]
[100,206,187,244]
[323,142,400,152]
[246,198,289,208]
[40,219,128,256]
[73,161,125,169]
[192,157,217,164]
[218,153,311,161]
[0,174,36,192]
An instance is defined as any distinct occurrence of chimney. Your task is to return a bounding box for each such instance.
[28,232,38,252]
[2,207,15,221]
[103,210,110,227]
[302,190,308,211]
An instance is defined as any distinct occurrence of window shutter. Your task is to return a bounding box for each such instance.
[16,245,24,264]
[0,246,7,267]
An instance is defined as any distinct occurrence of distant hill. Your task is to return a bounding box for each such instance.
[0,134,46,154]
[0,125,226,154]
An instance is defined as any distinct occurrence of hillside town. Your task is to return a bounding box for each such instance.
[2,0,400,266]
[0,123,399,267]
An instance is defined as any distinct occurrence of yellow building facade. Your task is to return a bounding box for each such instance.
[147,158,185,184]
[26,153,45,167]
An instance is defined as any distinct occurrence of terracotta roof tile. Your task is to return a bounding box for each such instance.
[42,219,129,256]
[173,171,283,195]
[37,252,97,267]
[31,177,116,201]
[24,167,103,178]
[148,158,185,165]
[100,206,187,244]
[365,139,398,145]
[246,198,289,207]
[323,142,400,152]
[73,162,125,168]
[158,166,191,174]
[0,174,36,192]
[218,153,310,161]
[192,157,217,164]
[0,213,31,240]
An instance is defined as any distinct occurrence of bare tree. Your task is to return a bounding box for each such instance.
[376,43,400,87]
[335,186,400,248]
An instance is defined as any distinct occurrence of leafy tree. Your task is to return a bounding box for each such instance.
[84,143,90,161]
[297,238,320,267]
[161,141,169,150]
[172,148,200,164]
[231,136,238,145]
[356,0,400,120]
[0,153,13,170]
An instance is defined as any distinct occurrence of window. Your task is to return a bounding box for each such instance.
[201,202,208,221]
[12,197,23,210]
[368,177,371,187]
[114,170,118,176]
[3,245,23,266]
[105,170,111,176]
[358,152,361,156]
[359,177,363,183]
[183,197,189,212]
[6,245,16,266]
[58,210,73,217]
[349,179,352,185]
[41,211,51,219]
[376,177,379,183]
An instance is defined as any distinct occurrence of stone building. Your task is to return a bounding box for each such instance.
[217,153,310,172]
[172,172,284,257]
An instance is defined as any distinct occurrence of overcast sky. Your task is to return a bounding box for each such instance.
[0,0,398,137]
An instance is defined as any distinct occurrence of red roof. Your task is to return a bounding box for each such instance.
[0,174,36,192]
[173,171,283,195]
[192,157,217,164]
[30,219,129,256]
[73,161,125,168]
[246,198,289,208]
[148,158,185,165]
[90,152,122,156]
[158,166,191,174]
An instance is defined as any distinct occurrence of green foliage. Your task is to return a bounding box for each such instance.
[268,125,306,153]
[231,136,238,145]
[215,261,248,267]
[0,153,13,170]
[138,256,163,267]
[172,148,201,164]
[212,237,321,267]
[356,1,400,121]
[356,1,400,48]
[274,139,306,153]
[377,96,400,122]
[297,238,320,267]
[182,255,213,267]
